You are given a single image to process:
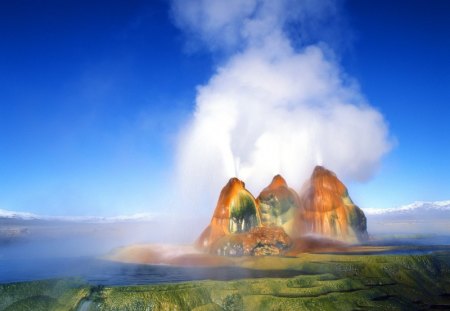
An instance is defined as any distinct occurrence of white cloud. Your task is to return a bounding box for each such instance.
[171,0,257,50]
[171,0,392,214]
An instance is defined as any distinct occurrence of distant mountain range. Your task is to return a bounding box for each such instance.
[0,209,155,223]
[2,200,449,223]
[363,200,450,235]
[363,200,450,218]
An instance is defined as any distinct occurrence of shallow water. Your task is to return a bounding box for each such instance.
[1,230,449,286]
[2,245,450,285]
[0,256,303,285]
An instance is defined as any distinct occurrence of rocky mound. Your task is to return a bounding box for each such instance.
[196,166,368,256]
[294,166,368,243]
[196,178,261,252]
[256,175,300,236]
[210,225,292,256]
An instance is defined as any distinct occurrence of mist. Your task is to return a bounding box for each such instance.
[171,0,392,214]
[0,216,202,261]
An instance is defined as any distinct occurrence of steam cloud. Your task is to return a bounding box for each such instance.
[171,0,392,213]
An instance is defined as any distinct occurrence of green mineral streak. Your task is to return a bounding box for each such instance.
[348,205,368,240]
[229,191,258,233]
[1,252,449,310]
[342,190,354,206]
[260,194,296,226]
[329,211,338,235]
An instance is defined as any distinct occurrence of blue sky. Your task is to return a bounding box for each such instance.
[0,0,449,216]
[344,0,450,209]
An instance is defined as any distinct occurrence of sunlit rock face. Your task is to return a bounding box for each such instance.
[197,166,368,256]
[195,178,261,252]
[294,166,368,243]
[257,175,300,236]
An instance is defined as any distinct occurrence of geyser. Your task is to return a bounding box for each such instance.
[172,0,392,215]
[196,165,368,256]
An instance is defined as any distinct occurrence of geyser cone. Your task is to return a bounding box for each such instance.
[257,174,300,235]
[195,177,261,251]
[294,166,368,243]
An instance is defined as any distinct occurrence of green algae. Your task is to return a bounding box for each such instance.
[1,251,449,311]
[0,278,88,311]
[229,191,259,233]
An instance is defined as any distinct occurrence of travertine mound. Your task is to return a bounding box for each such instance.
[196,178,261,252]
[294,166,368,243]
[196,166,368,256]
[257,174,300,236]
[210,225,292,256]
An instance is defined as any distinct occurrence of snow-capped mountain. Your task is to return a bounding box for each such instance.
[363,200,450,235]
[0,208,155,223]
[363,200,450,217]
[0,209,38,220]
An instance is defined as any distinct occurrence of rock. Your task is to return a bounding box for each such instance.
[211,225,292,256]
[256,175,300,235]
[195,178,261,252]
[196,166,369,256]
[293,166,368,243]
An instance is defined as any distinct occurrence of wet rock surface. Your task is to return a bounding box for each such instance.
[294,166,368,243]
[212,225,292,256]
[197,166,368,256]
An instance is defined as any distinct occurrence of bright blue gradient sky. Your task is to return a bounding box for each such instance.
[0,0,449,216]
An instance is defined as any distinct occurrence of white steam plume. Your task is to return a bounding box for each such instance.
[171,0,392,214]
